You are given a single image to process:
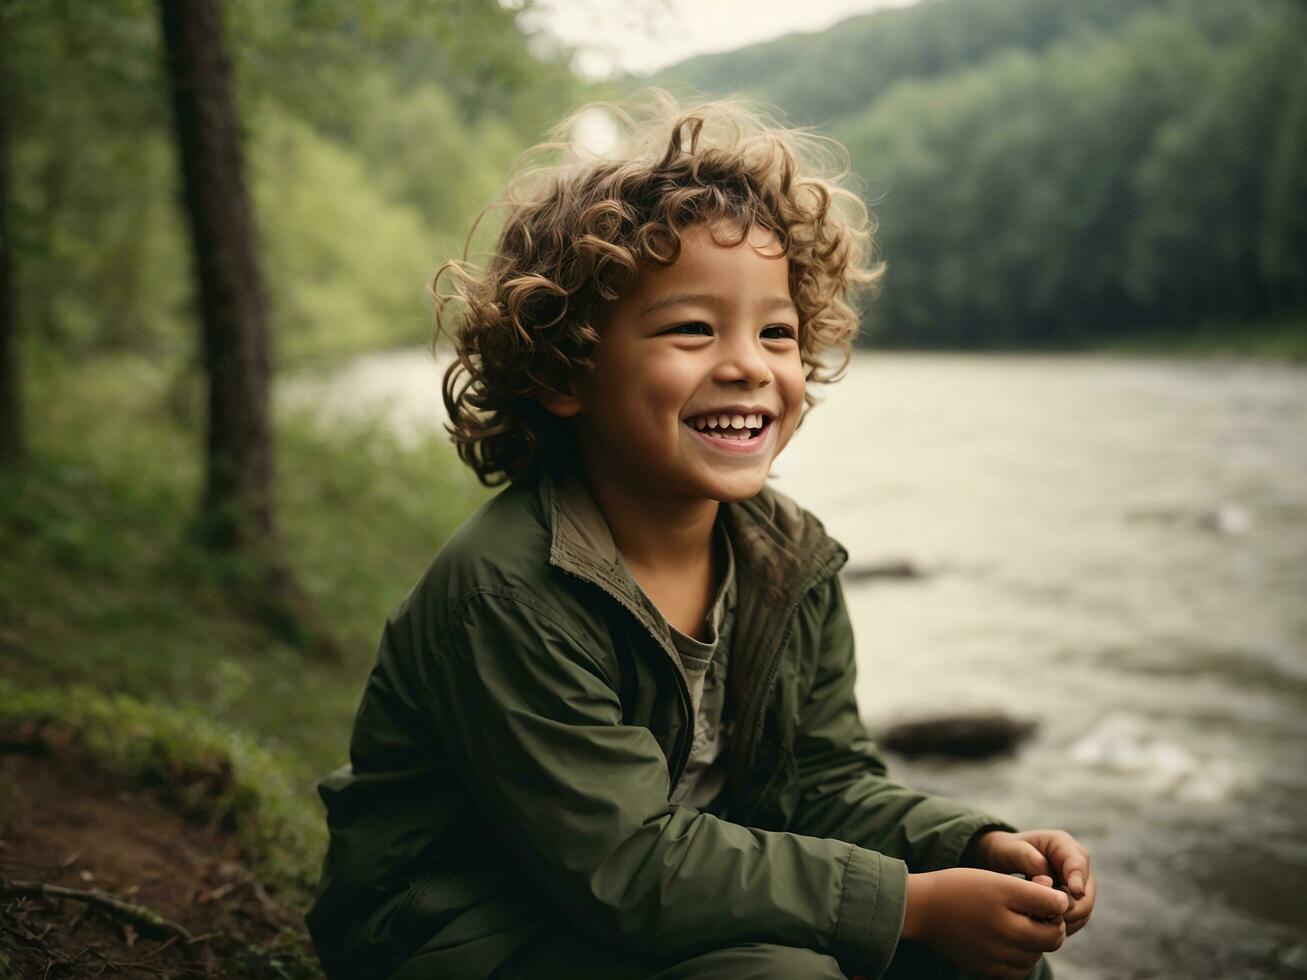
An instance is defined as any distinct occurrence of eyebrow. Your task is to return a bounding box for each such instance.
[639,292,797,318]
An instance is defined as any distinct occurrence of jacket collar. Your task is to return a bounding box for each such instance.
[540,461,847,643]
[538,460,848,797]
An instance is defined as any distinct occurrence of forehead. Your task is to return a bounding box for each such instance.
[615,221,791,310]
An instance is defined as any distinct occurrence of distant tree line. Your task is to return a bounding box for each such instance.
[655,0,1307,347]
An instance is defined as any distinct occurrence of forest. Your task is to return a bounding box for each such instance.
[653,0,1307,348]
[1,0,585,366]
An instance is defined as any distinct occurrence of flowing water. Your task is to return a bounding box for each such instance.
[281,350,1307,979]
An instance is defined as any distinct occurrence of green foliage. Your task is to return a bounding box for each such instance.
[1127,8,1307,320]
[1261,66,1307,310]
[2,0,188,354]
[2,0,582,364]
[657,0,1307,348]
[250,106,442,361]
[226,0,580,133]
[0,352,491,783]
[340,69,521,233]
[647,0,1264,126]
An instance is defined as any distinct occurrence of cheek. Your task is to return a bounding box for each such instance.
[776,358,807,445]
[779,355,806,408]
[640,359,698,410]
[584,357,688,438]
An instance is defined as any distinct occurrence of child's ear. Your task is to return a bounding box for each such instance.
[536,383,582,419]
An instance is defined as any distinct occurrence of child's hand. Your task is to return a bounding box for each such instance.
[904,868,1068,979]
[965,828,1096,937]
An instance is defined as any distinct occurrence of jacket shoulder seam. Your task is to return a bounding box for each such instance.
[447,585,620,689]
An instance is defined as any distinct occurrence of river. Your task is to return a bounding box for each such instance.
[281,349,1307,979]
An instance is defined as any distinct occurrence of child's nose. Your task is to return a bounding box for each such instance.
[713,338,772,387]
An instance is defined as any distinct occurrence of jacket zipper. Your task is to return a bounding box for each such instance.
[731,550,847,817]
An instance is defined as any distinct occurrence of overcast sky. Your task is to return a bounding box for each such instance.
[522,0,921,79]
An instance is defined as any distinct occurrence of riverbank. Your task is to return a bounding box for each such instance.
[0,353,491,975]
[854,316,1307,363]
[1090,316,1307,362]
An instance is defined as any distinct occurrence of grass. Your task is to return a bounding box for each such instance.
[0,350,492,898]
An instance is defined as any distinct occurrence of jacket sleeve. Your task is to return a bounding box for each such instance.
[422,585,908,978]
[787,576,1018,873]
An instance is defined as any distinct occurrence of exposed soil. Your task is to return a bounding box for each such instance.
[0,722,319,979]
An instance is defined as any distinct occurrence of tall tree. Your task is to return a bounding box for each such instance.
[156,0,334,658]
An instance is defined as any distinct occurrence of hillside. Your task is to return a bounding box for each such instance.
[647,0,1271,127]
[644,0,1307,349]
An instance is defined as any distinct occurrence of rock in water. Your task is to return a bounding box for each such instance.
[879,711,1038,760]
[841,558,924,582]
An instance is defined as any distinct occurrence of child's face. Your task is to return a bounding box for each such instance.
[563,220,806,506]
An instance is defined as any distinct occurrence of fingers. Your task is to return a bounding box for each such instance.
[1013,840,1052,879]
[1045,834,1092,898]
[1065,872,1096,936]
[1005,877,1069,918]
[1007,909,1067,954]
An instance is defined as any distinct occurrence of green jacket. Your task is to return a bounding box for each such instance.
[305,461,1015,979]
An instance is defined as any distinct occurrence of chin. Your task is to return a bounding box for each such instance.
[705,475,769,504]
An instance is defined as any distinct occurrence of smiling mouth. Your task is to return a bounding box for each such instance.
[682,414,774,453]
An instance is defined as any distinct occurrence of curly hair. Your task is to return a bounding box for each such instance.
[430,88,883,487]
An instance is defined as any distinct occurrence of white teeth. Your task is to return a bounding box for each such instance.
[685,412,769,434]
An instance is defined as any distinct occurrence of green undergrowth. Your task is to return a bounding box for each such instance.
[0,349,492,903]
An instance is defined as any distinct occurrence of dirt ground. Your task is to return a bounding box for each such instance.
[0,722,319,979]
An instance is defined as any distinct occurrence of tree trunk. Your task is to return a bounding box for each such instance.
[156,0,337,660]
[157,0,273,547]
[0,44,21,467]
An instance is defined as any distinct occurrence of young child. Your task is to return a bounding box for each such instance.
[305,92,1096,980]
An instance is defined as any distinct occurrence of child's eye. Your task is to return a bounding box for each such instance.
[664,322,796,339]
